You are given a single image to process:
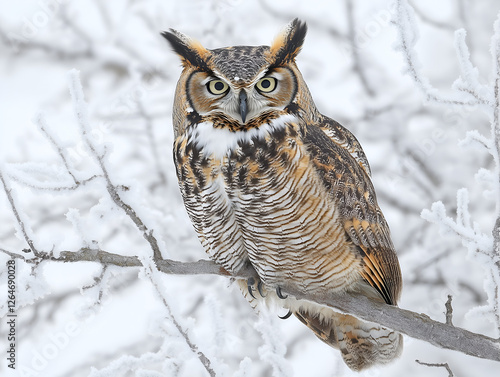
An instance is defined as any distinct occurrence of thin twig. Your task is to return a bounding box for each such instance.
[143,259,217,377]
[82,265,109,305]
[445,295,454,326]
[0,247,28,260]
[35,113,79,184]
[488,17,500,334]
[0,170,39,256]
[394,0,485,107]
[8,173,100,192]
[416,359,454,377]
[68,70,164,262]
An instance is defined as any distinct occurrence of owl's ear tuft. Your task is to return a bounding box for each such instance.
[269,18,307,66]
[161,29,212,71]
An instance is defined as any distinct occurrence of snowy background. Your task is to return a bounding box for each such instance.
[1,0,500,376]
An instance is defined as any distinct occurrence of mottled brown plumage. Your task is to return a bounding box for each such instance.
[163,18,403,371]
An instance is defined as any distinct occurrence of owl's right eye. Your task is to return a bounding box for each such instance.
[207,80,229,95]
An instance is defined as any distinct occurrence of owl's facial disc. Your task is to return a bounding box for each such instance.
[188,68,296,126]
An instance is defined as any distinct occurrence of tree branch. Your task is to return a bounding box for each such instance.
[491,14,500,336]
[0,169,39,256]
[4,247,235,277]
[3,247,499,363]
[142,257,217,377]
[393,0,487,106]
[68,69,164,263]
[445,295,454,326]
[416,360,454,377]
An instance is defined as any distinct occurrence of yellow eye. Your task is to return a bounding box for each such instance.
[207,80,229,95]
[256,77,277,93]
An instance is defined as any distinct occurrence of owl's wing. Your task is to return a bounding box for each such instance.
[302,119,402,305]
[318,116,372,177]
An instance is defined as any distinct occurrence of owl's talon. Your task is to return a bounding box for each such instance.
[257,281,266,297]
[247,277,257,299]
[278,310,293,320]
[276,286,288,299]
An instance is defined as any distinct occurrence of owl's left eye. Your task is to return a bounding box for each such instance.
[256,77,277,93]
[207,80,229,95]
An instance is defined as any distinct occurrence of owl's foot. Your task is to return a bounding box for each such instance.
[276,286,288,299]
[278,310,293,320]
[247,277,267,299]
[247,277,257,299]
[257,281,267,297]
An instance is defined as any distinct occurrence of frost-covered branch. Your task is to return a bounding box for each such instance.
[490,13,500,337]
[2,246,233,277]
[68,69,164,262]
[2,245,500,363]
[393,0,489,106]
[35,113,79,185]
[0,169,39,256]
[254,311,292,377]
[141,256,217,377]
[395,0,500,338]
[492,16,500,262]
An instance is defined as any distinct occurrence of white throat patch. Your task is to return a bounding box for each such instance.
[188,114,297,160]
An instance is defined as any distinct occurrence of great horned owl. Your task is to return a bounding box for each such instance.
[162,19,403,371]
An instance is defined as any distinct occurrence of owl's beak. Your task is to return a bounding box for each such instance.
[239,90,248,123]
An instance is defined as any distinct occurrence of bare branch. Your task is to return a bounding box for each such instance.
[34,113,79,184]
[67,69,164,262]
[492,17,500,249]
[0,169,39,256]
[82,265,109,305]
[488,13,500,335]
[416,360,454,377]
[7,173,100,192]
[20,247,235,277]
[0,247,29,260]
[445,295,454,326]
[142,258,217,377]
[282,285,500,363]
[3,246,499,363]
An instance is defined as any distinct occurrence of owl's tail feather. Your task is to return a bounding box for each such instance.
[294,309,403,371]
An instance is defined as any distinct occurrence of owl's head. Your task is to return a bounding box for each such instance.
[162,19,317,137]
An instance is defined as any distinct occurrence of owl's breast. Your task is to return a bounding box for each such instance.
[174,116,362,295]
